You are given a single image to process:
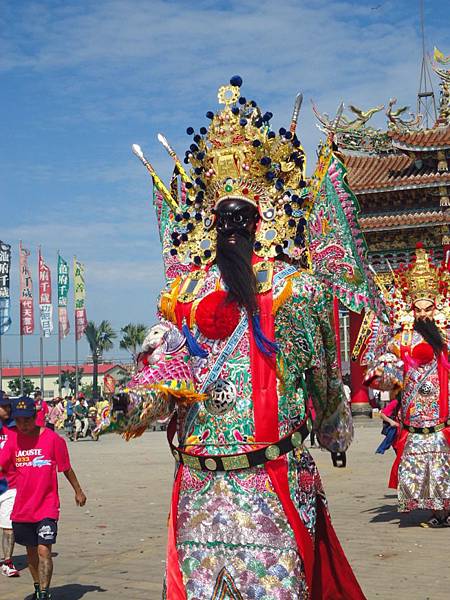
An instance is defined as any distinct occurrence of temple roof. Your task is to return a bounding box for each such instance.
[389,125,450,150]
[359,208,450,231]
[345,153,450,193]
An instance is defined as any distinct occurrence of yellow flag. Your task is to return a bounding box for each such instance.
[434,46,450,64]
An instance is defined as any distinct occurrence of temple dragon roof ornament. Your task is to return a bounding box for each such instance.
[386,98,423,131]
[312,101,394,154]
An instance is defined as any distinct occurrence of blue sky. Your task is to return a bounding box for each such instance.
[1,0,449,366]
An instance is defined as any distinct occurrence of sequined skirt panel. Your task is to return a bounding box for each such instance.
[398,431,450,512]
[164,447,322,600]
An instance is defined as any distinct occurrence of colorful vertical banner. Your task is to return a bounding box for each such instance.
[20,243,34,335]
[38,249,53,338]
[57,255,70,338]
[74,259,87,340]
[0,241,12,335]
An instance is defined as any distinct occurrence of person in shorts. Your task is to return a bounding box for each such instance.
[0,396,87,599]
[0,391,19,577]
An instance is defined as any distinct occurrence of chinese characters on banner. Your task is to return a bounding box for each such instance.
[58,255,70,338]
[20,243,34,335]
[0,241,12,335]
[74,259,87,340]
[38,249,53,338]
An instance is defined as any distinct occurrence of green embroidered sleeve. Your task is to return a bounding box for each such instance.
[277,273,353,452]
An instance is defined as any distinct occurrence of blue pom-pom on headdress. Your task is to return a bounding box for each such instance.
[230,75,243,87]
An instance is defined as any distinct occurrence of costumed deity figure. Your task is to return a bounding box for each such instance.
[365,243,450,527]
[123,77,387,599]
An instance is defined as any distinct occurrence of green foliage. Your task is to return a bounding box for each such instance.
[81,382,94,398]
[8,377,35,396]
[84,320,117,360]
[56,368,84,394]
[84,320,117,399]
[119,323,147,360]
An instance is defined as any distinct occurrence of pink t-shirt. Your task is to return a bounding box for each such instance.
[0,428,71,522]
[381,399,400,419]
[0,424,17,489]
[35,399,49,427]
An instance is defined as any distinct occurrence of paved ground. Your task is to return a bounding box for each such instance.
[1,422,449,600]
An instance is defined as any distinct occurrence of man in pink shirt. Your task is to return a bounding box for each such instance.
[34,390,49,428]
[0,391,19,577]
[0,396,87,600]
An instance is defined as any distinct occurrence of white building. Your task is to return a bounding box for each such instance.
[0,362,131,398]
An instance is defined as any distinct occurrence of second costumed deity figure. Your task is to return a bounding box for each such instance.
[365,244,450,528]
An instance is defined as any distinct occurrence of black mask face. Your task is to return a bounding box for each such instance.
[215,199,260,241]
[215,199,259,314]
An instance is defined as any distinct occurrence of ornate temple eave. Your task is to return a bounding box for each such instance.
[392,141,450,152]
[359,217,450,233]
[360,209,450,232]
[344,152,450,194]
[355,179,450,195]
[388,124,450,150]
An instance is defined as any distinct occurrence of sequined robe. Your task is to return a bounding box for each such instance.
[371,330,450,512]
[145,263,356,600]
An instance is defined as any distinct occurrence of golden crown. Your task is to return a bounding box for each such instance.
[185,81,306,212]
[133,76,309,267]
[396,244,449,304]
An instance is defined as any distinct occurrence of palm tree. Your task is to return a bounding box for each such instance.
[119,323,147,361]
[84,320,117,399]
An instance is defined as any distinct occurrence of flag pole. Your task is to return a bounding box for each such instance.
[75,334,79,399]
[39,335,44,394]
[74,256,79,399]
[38,247,44,395]
[57,250,62,396]
[0,334,3,393]
[19,241,24,396]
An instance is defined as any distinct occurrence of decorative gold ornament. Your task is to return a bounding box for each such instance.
[217,84,240,106]
[397,245,444,303]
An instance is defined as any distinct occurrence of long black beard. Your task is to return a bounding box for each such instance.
[413,318,445,354]
[216,232,257,314]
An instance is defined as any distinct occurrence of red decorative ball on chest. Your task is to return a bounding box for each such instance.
[195,290,240,340]
[411,342,434,364]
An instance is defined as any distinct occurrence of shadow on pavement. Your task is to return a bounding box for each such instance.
[25,584,107,600]
[363,499,431,527]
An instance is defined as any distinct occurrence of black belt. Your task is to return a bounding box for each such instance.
[402,420,450,435]
[167,416,309,472]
